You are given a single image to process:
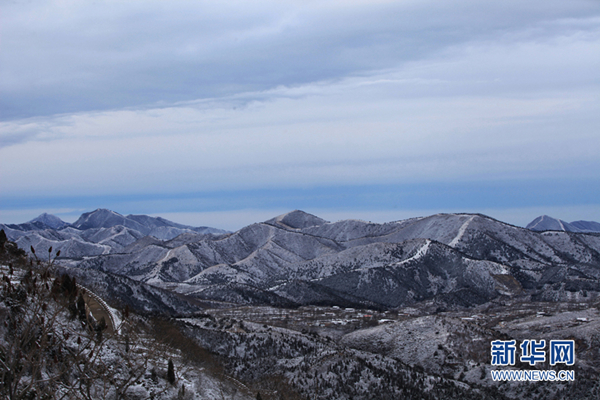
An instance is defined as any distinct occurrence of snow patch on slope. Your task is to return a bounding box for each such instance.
[394,240,430,267]
[449,215,474,247]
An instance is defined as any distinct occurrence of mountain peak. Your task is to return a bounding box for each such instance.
[92,208,122,216]
[526,215,588,232]
[72,209,129,230]
[526,215,570,232]
[28,213,69,229]
[266,210,328,229]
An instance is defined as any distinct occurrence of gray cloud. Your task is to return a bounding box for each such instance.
[1,0,600,227]
[2,0,599,120]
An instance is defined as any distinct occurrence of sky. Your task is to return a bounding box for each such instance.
[1,0,599,231]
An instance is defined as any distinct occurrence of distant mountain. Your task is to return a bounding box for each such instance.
[29,212,70,229]
[0,209,229,257]
[1,213,69,232]
[571,220,600,232]
[72,208,228,237]
[265,209,328,229]
[72,209,141,231]
[527,215,600,233]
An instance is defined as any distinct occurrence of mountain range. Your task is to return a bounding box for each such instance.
[0,209,228,257]
[4,209,600,311]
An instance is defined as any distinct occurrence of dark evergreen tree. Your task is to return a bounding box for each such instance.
[77,293,86,321]
[168,359,176,384]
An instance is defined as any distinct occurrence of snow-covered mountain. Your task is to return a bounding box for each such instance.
[571,220,600,232]
[30,212,70,229]
[0,209,229,257]
[72,209,228,237]
[527,215,600,233]
[46,209,600,309]
[0,214,69,233]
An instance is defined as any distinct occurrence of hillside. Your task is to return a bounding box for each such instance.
[3,220,600,399]
[0,234,517,400]
[0,236,257,400]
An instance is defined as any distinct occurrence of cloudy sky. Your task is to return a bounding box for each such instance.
[1,0,599,230]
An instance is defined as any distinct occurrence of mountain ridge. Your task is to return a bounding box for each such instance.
[50,210,600,309]
[527,214,600,233]
[0,209,229,249]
